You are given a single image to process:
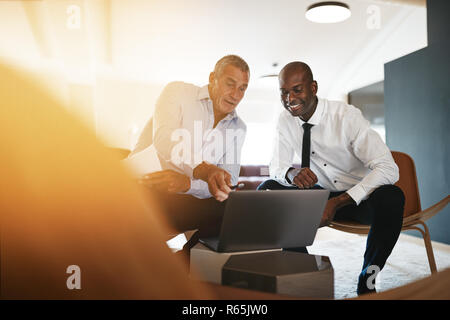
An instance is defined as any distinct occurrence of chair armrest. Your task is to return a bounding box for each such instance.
[403,195,450,225]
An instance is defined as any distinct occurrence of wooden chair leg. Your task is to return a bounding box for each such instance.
[417,221,437,274]
[405,223,437,274]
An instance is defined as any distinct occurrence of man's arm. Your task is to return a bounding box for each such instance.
[320,192,356,227]
[269,113,296,185]
[152,82,200,177]
[139,170,191,193]
[286,167,318,189]
[193,162,232,201]
[190,124,246,202]
[137,82,212,199]
[344,109,399,205]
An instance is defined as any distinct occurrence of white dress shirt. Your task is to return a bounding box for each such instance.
[270,97,399,205]
[151,81,246,199]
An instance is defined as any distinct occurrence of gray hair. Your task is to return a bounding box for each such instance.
[214,55,250,78]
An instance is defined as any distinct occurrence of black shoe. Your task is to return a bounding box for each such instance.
[357,274,377,296]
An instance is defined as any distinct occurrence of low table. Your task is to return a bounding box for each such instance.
[190,243,334,299]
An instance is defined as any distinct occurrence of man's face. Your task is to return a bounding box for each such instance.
[209,65,249,117]
[279,69,317,119]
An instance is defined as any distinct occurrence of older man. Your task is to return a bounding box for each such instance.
[258,61,405,295]
[136,55,249,255]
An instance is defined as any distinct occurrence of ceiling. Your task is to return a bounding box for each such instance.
[0,0,427,101]
[0,0,429,152]
[108,0,427,98]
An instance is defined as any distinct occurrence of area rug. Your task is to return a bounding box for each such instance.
[167,227,450,300]
[308,227,450,299]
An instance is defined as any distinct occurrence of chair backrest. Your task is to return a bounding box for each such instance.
[129,117,153,157]
[392,151,422,217]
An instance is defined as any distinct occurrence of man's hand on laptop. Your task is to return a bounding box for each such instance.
[139,170,191,193]
[193,162,232,202]
[319,199,338,227]
[287,167,318,189]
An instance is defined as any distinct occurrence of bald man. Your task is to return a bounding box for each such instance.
[258,62,405,295]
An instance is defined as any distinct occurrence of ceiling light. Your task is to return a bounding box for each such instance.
[306,2,351,23]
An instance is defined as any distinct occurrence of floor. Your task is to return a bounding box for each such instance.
[167,227,450,299]
[308,227,450,299]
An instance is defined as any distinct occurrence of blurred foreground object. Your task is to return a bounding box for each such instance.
[0,62,213,299]
[355,267,450,300]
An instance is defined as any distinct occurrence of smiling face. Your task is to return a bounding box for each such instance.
[279,63,318,122]
[209,64,249,122]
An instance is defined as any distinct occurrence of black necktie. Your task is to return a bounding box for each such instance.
[301,123,313,168]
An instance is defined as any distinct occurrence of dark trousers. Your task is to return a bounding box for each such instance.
[147,190,226,249]
[257,180,405,288]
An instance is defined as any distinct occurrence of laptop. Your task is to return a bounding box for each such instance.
[199,189,329,253]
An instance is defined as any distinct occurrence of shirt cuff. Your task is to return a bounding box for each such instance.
[273,166,294,187]
[184,179,211,199]
[346,184,368,206]
[286,167,300,185]
[182,163,195,179]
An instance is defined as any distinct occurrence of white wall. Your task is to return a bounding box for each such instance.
[0,0,428,165]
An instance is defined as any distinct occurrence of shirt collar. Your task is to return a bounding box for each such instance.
[198,84,239,121]
[197,85,210,100]
[297,97,324,126]
[224,109,238,121]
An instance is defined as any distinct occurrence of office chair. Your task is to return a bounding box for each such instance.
[329,151,449,274]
